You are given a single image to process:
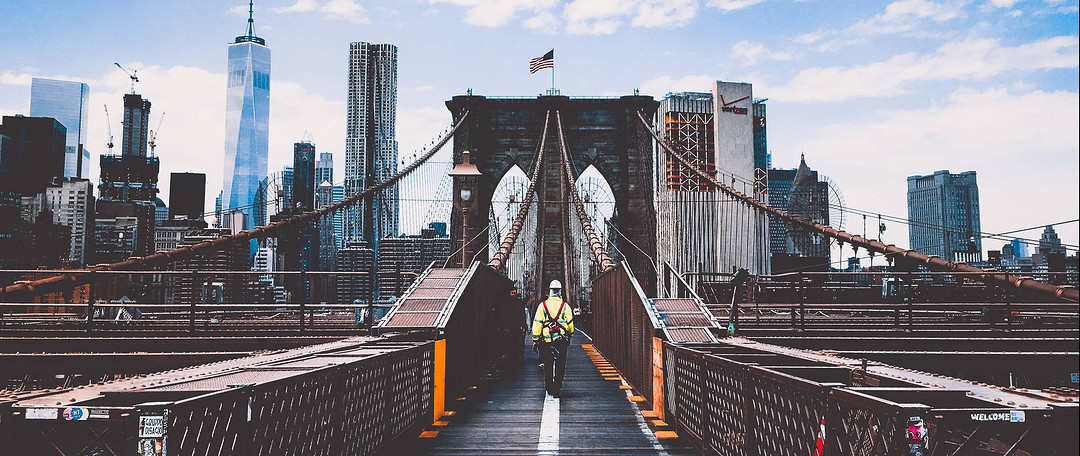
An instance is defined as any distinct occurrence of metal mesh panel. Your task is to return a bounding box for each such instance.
[665,327,714,342]
[167,390,248,456]
[337,354,389,455]
[8,419,134,456]
[408,288,454,298]
[673,347,704,449]
[397,299,447,312]
[249,370,339,455]
[153,341,433,456]
[662,313,712,327]
[827,394,904,456]
[747,371,825,456]
[702,355,748,456]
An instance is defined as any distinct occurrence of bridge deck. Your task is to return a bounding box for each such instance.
[383,333,693,455]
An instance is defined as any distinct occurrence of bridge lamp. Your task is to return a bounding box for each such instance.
[449,151,483,267]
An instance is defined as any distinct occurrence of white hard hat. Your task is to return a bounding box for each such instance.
[549,280,562,290]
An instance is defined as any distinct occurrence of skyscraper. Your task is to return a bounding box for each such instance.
[44,178,95,266]
[345,42,398,245]
[169,172,206,220]
[221,1,270,231]
[1038,225,1064,255]
[315,151,333,187]
[98,94,159,202]
[654,92,718,276]
[907,170,982,263]
[0,115,67,196]
[30,78,91,178]
[713,81,767,274]
[292,141,315,211]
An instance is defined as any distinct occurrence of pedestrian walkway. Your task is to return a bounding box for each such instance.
[381,333,693,455]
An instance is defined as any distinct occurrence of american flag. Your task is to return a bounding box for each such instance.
[529,50,554,73]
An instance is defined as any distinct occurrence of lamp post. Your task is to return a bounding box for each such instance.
[449,151,483,267]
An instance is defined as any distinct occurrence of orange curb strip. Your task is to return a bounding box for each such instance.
[419,431,439,438]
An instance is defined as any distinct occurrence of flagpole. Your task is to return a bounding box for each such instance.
[551,53,555,94]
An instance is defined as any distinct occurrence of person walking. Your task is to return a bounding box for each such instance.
[532,280,574,397]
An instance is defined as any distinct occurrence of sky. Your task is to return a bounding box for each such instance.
[1,0,1077,259]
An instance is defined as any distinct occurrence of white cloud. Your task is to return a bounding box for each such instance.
[796,87,1079,251]
[632,0,699,27]
[769,36,1078,102]
[524,10,559,30]
[564,0,624,34]
[731,40,794,65]
[321,0,369,24]
[988,0,1021,7]
[799,0,965,48]
[707,0,766,12]
[274,0,319,13]
[430,0,557,27]
[433,0,705,34]
[272,0,369,24]
[1,72,34,86]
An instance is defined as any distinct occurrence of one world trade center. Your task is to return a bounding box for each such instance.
[222,1,269,234]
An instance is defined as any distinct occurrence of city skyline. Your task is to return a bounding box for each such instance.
[0,0,1076,254]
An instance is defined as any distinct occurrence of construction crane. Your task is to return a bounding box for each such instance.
[148,111,165,156]
[103,104,115,154]
[114,62,139,94]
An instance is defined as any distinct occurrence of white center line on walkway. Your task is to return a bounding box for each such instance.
[538,393,560,455]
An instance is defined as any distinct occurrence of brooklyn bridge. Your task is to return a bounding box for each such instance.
[1,95,1076,455]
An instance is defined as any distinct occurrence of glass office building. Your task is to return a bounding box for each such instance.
[344,42,398,245]
[221,8,270,231]
[30,78,90,179]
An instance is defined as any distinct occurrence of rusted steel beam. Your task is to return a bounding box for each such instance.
[2,111,470,301]
[488,110,550,272]
[637,110,1078,303]
[554,110,615,272]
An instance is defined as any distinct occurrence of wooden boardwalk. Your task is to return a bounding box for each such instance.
[382,333,694,455]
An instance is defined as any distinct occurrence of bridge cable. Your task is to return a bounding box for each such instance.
[2,110,472,301]
[636,110,1078,302]
[553,110,615,272]
[487,110,551,272]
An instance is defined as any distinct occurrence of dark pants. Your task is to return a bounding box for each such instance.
[538,338,570,395]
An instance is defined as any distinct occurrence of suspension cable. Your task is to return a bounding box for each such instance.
[637,110,1078,302]
[488,110,550,271]
[554,110,615,272]
[2,110,472,301]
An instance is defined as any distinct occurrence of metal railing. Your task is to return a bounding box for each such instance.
[0,269,417,335]
[2,337,435,456]
[591,262,663,405]
[662,342,1079,456]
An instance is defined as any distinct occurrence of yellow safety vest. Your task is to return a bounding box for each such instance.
[532,296,574,342]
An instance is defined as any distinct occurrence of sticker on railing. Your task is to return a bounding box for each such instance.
[25,408,59,420]
[139,415,165,438]
[63,407,88,421]
[907,416,928,455]
[969,411,1025,423]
